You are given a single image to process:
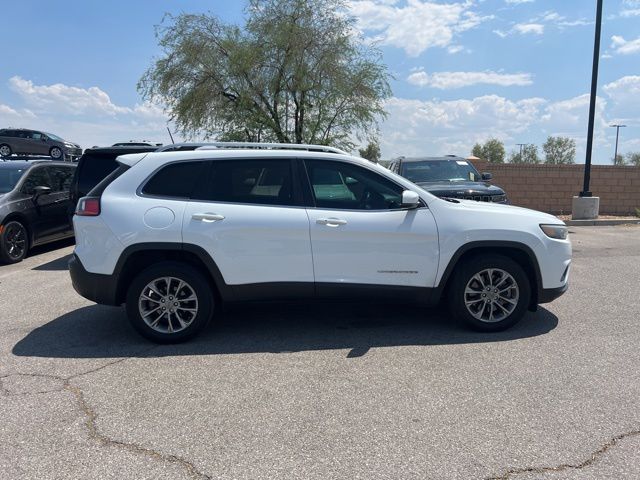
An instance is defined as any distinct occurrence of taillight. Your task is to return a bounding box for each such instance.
[76,197,101,216]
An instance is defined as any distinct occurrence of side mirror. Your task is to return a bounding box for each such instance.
[481,172,493,181]
[33,185,52,198]
[401,190,420,208]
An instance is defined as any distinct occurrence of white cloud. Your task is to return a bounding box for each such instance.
[2,77,172,148]
[378,88,621,162]
[620,9,640,16]
[348,0,491,56]
[513,23,544,35]
[9,76,131,116]
[610,35,640,55]
[494,10,589,38]
[603,75,640,121]
[505,0,534,4]
[407,70,533,89]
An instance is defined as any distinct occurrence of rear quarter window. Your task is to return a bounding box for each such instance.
[141,161,206,198]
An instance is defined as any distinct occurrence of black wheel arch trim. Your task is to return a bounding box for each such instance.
[112,242,235,303]
[432,240,543,308]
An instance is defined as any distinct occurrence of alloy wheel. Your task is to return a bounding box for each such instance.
[0,145,11,157]
[138,277,199,334]
[3,223,27,260]
[464,268,519,323]
[50,147,62,159]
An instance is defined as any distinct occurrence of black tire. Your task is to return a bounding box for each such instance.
[448,254,531,332]
[125,262,214,343]
[49,146,63,160]
[0,144,12,158]
[0,220,29,264]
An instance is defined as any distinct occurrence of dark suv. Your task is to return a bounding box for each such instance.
[388,156,507,203]
[70,146,159,208]
[0,128,82,161]
[0,160,76,263]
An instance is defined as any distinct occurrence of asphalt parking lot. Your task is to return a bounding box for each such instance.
[1,226,639,480]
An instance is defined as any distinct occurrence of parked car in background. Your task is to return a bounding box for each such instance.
[0,160,76,263]
[69,146,159,210]
[112,140,163,147]
[0,128,82,161]
[388,156,507,203]
[69,142,570,343]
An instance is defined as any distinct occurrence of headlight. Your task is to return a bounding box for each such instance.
[540,224,568,240]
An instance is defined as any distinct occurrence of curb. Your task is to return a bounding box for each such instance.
[565,219,640,226]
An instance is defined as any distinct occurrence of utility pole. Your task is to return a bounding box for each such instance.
[516,143,526,160]
[611,124,626,162]
[580,0,603,197]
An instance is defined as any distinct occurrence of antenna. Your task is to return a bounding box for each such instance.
[166,127,175,144]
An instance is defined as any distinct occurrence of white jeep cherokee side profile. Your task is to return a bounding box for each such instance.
[69,143,571,343]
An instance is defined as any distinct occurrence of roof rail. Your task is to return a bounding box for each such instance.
[156,142,348,155]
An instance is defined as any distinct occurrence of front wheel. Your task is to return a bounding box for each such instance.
[49,146,63,159]
[125,262,214,343]
[448,255,531,332]
[0,221,29,264]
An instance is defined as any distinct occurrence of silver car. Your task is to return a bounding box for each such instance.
[0,128,82,161]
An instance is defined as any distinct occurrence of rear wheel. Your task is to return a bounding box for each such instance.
[0,144,12,158]
[448,255,531,332]
[0,221,29,264]
[125,262,214,343]
[49,146,63,160]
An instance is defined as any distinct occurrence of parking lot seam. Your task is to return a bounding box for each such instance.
[64,379,212,480]
[2,347,212,480]
[485,428,640,479]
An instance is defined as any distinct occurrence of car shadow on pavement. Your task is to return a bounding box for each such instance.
[32,253,72,271]
[12,302,559,359]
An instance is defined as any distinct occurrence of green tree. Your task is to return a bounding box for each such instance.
[613,154,626,166]
[358,141,381,163]
[626,152,640,166]
[138,0,391,150]
[471,138,505,163]
[509,144,540,164]
[542,136,576,164]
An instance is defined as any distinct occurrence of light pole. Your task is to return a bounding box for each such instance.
[611,124,626,162]
[580,0,603,197]
[516,143,525,160]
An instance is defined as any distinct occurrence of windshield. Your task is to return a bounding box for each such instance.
[402,159,480,183]
[0,167,28,193]
[44,132,65,142]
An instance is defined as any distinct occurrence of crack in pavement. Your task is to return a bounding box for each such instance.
[1,348,212,480]
[486,428,640,480]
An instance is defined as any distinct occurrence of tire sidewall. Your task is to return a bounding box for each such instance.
[449,255,531,332]
[0,220,29,264]
[125,262,214,343]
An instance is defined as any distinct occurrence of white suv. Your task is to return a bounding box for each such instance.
[69,143,571,343]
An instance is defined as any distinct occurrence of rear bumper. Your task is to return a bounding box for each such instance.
[69,253,120,305]
[538,282,568,304]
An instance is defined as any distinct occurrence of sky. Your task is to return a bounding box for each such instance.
[0,0,638,164]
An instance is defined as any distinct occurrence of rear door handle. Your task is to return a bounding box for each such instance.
[316,217,347,227]
[192,213,225,223]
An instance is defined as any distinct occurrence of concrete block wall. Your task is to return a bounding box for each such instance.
[471,161,640,215]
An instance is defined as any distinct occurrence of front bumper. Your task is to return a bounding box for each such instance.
[69,254,120,305]
[538,282,569,304]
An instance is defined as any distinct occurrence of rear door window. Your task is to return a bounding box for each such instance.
[192,159,296,206]
[48,165,76,192]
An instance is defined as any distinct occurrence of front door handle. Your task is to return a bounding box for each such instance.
[316,217,347,227]
[192,213,225,223]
